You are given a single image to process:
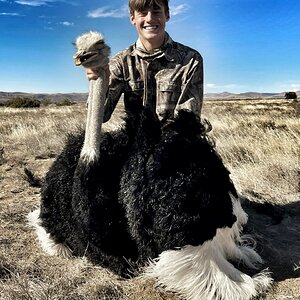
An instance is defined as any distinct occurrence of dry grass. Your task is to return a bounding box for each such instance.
[0,99,299,299]
[202,99,299,204]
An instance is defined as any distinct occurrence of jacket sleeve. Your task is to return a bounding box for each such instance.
[175,53,203,117]
[103,55,125,123]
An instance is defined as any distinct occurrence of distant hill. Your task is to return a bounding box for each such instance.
[204,91,300,100]
[0,90,299,103]
[0,91,88,103]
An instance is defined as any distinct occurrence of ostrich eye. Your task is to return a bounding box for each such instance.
[80,52,96,62]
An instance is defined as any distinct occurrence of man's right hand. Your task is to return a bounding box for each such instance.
[86,68,100,81]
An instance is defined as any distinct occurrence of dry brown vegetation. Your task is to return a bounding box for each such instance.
[0,98,299,299]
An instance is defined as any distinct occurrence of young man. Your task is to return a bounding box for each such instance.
[86,0,203,122]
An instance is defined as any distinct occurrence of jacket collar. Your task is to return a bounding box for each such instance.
[131,32,174,61]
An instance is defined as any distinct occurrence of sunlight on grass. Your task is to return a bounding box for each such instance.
[0,98,299,299]
[202,99,299,204]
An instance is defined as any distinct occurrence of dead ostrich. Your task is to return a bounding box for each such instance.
[28,31,272,299]
[28,31,139,275]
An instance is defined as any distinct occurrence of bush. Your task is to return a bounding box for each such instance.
[4,97,41,108]
[285,92,297,100]
[56,99,75,106]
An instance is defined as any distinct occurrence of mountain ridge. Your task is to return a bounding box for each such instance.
[0,91,88,103]
[0,90,299,103]
[204,91,299,99]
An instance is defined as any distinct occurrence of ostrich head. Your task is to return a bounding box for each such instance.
[73,31,110,69]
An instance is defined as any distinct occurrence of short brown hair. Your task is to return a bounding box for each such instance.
[129,0,169,17]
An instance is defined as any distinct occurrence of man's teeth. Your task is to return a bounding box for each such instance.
[143,26,158,29]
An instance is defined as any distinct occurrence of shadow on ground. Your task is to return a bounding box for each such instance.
[242,198,300,281]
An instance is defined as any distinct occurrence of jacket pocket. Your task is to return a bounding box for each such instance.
[156,81,181,118]
[125,80,144,113]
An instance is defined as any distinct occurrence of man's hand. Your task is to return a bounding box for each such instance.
[86,65,109,81]
[86,68,100,81]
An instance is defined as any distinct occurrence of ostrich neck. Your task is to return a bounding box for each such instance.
[80,71,108,163]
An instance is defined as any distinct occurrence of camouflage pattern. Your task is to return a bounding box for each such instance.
[103,33,203,122]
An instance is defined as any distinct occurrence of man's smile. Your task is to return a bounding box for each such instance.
[142,25,159,30]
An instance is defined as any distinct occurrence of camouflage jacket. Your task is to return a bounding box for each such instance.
[103,33,203,122]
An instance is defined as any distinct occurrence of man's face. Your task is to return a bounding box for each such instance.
[130,2,170,49]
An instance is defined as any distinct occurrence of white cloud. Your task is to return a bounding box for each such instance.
[290,83,300,89]
[14,0,74,6]
[170,4,190,16]
[88,5,128,18]
[0,12,22,16]
[206,83,241,90]
[15,0,52,6]
[279,81,300,92]
[60,21,74,26]
[205,83,249,93]
[206,83,217,88]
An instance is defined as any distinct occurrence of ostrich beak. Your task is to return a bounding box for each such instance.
[73,50,98,66]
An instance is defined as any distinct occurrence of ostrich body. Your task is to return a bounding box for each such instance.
[28,31,272,299]
[120,108,237,257]
[119,107,272,299]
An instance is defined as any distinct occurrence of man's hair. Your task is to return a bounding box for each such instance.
[129,0,169,17]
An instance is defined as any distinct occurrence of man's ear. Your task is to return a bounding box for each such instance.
[130,14,136,25]
[166,12,170,22]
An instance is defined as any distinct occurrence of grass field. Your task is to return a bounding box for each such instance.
[0,98,299,299]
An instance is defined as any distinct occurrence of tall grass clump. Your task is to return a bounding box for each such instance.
[0,105,86,163]
[202,98,299,204]
[0,102,125,164]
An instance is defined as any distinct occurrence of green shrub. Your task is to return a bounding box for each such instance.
[285,92,297,100]
[56,99,75,106]
[42,99,53,106]
[5,97,41,108]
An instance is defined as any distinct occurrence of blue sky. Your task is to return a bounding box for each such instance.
[0,0,300,94]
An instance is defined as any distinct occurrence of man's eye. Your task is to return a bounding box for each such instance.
[139,11,147,16]
[138,10,162,16]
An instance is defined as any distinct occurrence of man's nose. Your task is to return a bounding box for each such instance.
[145,11,154,21]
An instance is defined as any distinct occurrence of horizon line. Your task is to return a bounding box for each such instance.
[0,90,298,95]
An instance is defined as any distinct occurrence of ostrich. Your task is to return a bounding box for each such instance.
[28,31,272,299]
[28,31,139,275]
